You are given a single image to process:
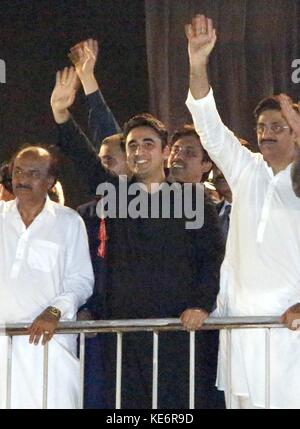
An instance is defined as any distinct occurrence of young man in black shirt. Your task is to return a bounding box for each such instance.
[51,66,224,409]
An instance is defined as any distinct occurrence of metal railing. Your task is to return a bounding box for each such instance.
[0,317,283,409]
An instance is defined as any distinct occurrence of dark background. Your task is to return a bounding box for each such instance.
[0,0,148,207]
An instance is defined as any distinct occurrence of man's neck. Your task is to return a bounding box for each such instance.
[137,170,166,192]
[17,199,46,228]
[271,162,291,175]
[270,150,297,175]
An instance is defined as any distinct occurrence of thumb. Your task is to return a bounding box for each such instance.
[185,24,193,40]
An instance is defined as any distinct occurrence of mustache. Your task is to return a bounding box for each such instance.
[260,139,277,144]
[16,184,32,190]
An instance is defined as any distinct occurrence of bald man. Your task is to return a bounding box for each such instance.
[0,146,93,408]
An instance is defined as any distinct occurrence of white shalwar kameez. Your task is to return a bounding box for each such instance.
[187,89,300,409]
[0,197,94,409]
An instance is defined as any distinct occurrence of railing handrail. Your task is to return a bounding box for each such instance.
[0,316,283,335]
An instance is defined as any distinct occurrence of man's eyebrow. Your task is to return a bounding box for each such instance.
[127,137,156,145]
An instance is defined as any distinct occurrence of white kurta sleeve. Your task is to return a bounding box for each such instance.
[50,215,94,319]
[186,88,256,189]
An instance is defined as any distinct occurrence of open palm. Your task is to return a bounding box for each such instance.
[185,15,217,65]
[50,67,78,112]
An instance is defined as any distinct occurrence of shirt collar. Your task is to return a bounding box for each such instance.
[9,195,56,218]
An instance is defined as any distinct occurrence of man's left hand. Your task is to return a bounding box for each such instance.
[280,303,300,330]
[28,309,60,345]
[180,308,209,331]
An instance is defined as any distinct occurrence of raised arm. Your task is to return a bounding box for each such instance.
[50,67,112,192]
[185,15,255,189]
[279,94,300,197]
[185,14,216,100]
[69,38,99,95]
[69,39,120,148]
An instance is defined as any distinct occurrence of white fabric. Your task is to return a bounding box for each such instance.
[0,197,94,408]
[226,394,262,409]
[187,89,300,409]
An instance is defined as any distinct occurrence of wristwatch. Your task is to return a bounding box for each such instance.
[46,306,61,319]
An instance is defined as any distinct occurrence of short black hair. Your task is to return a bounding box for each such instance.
[254,95,299,121]
[0,162,13,194]
[170,124,212,163]
[123,114,168,149]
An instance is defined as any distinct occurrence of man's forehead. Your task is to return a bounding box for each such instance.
[126,126,161,141]
[258,109,286,122]
[100,142,123,156]
[173,135,202,149]
[14,152,50,169]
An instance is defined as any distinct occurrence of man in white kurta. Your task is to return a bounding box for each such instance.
[0,146,94,409]
[185,14,300,408]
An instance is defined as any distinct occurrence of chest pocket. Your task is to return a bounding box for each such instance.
[27,239,60,272]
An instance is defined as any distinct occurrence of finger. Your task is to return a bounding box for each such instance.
[212,29,217,44]
[55,70,61,86]
[61,67,69,84]
[66,67,75,85]
[77,46,85,60]
[29,326,43,345]
[184,24,193,40]
[42,330,52,346]
[67,91,76,106]
[93,40,99,56]
[70,72,79,90]
[70,42,82,52]
[207,18,214,38]
[198,14,207,33]
[34,333,42,345]
[87,38,93,50]
[192,16,201,37]
[291,318,300,330]
[29,327,36,344]
[83,40,89,52]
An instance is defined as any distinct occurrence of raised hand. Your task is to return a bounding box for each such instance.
[279,94,300,148]
[50,67,78,123]
[69,39,99,94]
[185,14,217,68]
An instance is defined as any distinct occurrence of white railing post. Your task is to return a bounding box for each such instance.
[152,331,159,409]
[189,331,195,409]
[115,332,123,409]
[265,329,271,409]
[42,342,49,409]
[226,329,232,409]
[6,336,12,409]
[79,332,86,409]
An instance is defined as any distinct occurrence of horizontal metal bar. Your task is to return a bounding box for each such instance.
[0,316,283,336]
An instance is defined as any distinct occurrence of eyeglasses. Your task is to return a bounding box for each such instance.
[255,124,290,135]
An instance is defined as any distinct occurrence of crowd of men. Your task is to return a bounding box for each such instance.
[1,15,300,409]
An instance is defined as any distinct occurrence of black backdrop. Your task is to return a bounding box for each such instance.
[0,0,148,207]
